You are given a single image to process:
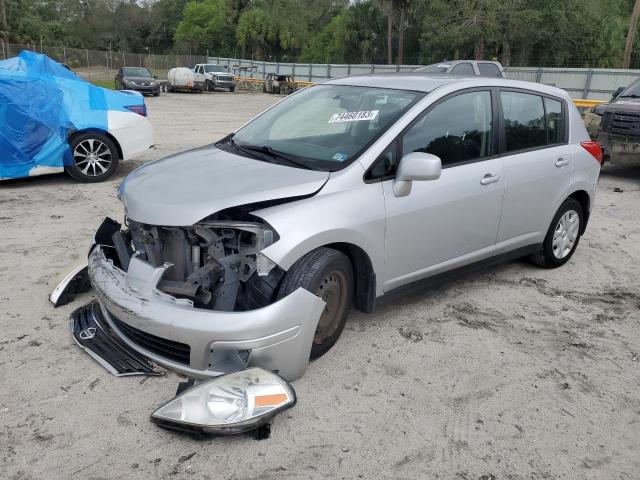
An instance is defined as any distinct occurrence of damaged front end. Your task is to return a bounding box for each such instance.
[82,215,325,381]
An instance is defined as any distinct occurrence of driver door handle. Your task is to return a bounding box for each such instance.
[555,157,570,167]
[480,174,500,185]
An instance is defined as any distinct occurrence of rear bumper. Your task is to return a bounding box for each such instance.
[87,245,325,380]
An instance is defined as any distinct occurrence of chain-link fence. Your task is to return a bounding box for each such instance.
[0,42,207,83]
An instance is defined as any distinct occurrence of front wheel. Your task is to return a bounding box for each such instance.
[277,248,353,359]
[229,86,235,92]
[531,198,583,268]
[66,133,119,183]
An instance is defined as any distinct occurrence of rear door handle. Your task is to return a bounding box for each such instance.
[555,158,570,167]
[480,174,500,185]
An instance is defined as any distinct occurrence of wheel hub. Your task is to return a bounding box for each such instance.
[313,271,347,344]
[552,209,580,259]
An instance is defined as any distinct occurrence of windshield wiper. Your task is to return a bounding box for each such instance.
[229,138,312,170]
[620,94,640,98]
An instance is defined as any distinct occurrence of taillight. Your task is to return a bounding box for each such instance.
[580,140,603,165]
[125,104,147,117]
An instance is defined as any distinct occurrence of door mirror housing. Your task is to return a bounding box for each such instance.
[612,86,624,100]
[393,152,442,197]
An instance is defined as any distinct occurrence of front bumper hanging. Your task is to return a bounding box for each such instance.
[87,244,326,381]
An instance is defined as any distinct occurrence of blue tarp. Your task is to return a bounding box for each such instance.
[0,51,142,180]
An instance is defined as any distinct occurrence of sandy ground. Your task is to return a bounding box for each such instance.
[1,92,639,480]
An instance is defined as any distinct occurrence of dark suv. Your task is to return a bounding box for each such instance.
[586,79,640,166]
[115,67,160,96]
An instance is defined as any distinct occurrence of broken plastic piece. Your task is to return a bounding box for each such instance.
[49,262,91,307]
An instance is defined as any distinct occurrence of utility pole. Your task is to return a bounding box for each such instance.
[623,0,640,69]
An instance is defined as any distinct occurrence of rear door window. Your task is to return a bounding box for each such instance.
[500,91,546,151]
[450,63,475,75]
[478,63,502,77]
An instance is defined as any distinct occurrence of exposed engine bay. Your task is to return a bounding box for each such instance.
[101,212,285,312]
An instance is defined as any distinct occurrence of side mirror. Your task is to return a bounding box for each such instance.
[612,86,624,100]
[393,152,442,197]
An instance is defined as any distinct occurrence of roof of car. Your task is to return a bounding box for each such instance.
[322,73,568,98]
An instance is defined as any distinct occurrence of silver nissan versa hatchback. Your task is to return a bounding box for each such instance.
[76,74,602,381]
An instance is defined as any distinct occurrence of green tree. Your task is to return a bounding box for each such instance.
[175,0,234,55]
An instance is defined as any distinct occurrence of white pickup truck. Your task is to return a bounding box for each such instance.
[193,64,237,92]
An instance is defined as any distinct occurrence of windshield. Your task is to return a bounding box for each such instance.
[225,85,423,171]
[204,65,227,73]
[123,68,152,78]
[416,64,449,73]
[620,80,640,98]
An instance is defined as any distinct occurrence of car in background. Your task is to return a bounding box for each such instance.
[84,73,601,382]
[414,60,505,77]
[115,67,161,96]
[263,74,297,94]
[193,64,236,92]
[584,78,640,166]
[0,51,153,183]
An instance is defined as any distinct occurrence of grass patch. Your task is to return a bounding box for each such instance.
[91,80,115,90]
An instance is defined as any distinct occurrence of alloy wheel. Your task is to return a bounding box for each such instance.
[73,138,112,177]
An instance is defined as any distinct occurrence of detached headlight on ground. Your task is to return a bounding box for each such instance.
[151,368,296,435]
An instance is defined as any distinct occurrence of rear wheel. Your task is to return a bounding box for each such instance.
[66,133,119,183]
[277,248,353,359]
[531,198,583,268]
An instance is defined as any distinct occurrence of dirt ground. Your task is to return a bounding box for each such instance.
[1,92,639,480]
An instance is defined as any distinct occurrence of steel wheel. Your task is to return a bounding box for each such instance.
[313,270,349,344]
[551,209,580,259]
[73,138,113,177]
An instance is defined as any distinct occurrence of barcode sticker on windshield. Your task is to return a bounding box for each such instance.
[328,110,379,123]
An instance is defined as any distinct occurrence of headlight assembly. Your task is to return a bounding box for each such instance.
[151,368,296,435]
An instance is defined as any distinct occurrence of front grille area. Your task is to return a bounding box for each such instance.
[109,312,191,365]
[610,111,640,136]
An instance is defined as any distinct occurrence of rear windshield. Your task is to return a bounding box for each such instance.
[416,64,449,73]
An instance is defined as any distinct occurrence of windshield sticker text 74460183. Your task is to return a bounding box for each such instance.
[328,110,379,123]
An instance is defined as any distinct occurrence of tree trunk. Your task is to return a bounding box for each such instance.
[474,37,485,60]
[0,0,8,43]
[502,40,511,67]
[396,7,404,65]
[387,7,393,64]
[623,0,640,68]
[453,48,459,60]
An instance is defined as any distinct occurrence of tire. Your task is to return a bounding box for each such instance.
[153,92,160,97]
[66,133,119,183]
[531,198,583,268]
[229,86,235,92]
[277,248,353,359]
[263,84,267,93]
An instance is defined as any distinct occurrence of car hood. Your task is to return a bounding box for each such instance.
[597,97,640,114]
[120,145,330,226]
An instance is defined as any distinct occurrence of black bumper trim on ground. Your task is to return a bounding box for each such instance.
[70,301,162,376]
